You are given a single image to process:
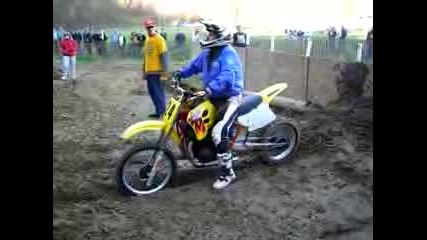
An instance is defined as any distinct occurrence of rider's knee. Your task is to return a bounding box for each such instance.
[212,121,224,145]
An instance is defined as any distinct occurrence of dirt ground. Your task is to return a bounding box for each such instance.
[53,60,373,240]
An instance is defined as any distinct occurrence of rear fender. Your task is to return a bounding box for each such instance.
[237,102,277,131]
[257,83,288,104]
[120,120,181,145]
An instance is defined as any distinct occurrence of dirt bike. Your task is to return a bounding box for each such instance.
[116,78,301,196]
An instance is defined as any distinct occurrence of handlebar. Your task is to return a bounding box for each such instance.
[169,77,206,97]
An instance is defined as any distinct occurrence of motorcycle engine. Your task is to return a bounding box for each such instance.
[190,137,218,163]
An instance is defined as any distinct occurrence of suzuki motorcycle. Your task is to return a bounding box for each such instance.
[116,78,301,196]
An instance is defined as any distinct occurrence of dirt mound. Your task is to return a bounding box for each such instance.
[333,62,372,102]
[297,97,373,154]
[271,63,373,239]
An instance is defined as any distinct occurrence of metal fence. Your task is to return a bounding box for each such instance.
[248,37,371,63]
[53,30,372,64]
[53,33,373,106]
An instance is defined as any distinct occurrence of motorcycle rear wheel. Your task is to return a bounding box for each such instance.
[116,143,177,196]
[260,117,301,165]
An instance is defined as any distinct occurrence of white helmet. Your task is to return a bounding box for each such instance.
[198,20,231,48]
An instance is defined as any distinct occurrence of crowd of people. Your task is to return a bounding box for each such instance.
[53,27,112,56]
[285,29,306,40]
[326,26,373,61]
[325,26,349,54]
[53,26,176,58]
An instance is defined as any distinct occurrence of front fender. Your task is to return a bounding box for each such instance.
[120,120,180,145]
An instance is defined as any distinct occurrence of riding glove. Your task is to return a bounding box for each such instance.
[173,71,182,81]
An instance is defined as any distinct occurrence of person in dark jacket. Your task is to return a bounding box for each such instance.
[338,26,347,55]
[173,20,244,190]
[92,30,108,56]
[159,27,167,41]
[364,27,373,62]
[174,31,187,63]
[327,27,337,54]
[175,31,186,46]
[72,30,83,53]
[137,32,146,48]
[83,28,93,55]
[232,25,248,47]
[130,32,141,57]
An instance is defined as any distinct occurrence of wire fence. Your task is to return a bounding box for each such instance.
[249,37,371,63]
[53,30,372,65]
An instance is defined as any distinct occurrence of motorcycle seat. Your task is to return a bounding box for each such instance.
[237,94,263,116]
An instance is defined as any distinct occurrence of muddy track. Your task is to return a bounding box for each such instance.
[53,60,373,240]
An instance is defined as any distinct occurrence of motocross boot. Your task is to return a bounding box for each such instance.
[213,152,236,190]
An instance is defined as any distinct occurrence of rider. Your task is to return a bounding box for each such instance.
[173,20,244,190]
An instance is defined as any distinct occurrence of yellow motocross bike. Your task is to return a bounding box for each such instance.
[116,79,301,196]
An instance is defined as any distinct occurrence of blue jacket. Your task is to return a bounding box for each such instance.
[179,45,244,99]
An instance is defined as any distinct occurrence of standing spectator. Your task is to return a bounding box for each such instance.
[118,32,127,57]
[71,30,78,41]
[59,33,78,81]
[99,29,108,55]
[338,26,347,56]
[364,27,373,63]
[72,30,83,53]
[92,30,108,56]
[137,32,146,49]
[130,32,141,57]
[175,31,186,46]
[159,27,168,41]
[53,27,59,53]
[142,17,168,118]
[297,30,304,39]
[192,28,200,42]
[110,29,120,55]
[292,29,298,39]
[174,31,187,63]
[57,27,64,41]
[287,30,294,39]
[83,28,93,55]
[327,27,337,54]
[92,31,101,55]
[232,25,248,47]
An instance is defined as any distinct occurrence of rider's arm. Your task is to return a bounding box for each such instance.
[178,53,203,78]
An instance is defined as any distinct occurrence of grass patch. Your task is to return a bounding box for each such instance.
[77,54,99,65]
[53,53,100,66]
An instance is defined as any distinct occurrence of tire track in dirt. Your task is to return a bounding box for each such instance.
[53,60,373,240]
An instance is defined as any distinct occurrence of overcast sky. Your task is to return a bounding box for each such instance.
[143,0,373,31]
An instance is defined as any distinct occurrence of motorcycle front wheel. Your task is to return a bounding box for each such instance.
[116,143,177,196]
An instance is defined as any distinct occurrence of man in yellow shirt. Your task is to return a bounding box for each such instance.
[142,17,169,118]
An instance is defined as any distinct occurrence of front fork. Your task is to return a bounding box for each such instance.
[145,127,173,186]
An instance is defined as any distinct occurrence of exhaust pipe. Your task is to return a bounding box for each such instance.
[233,142,289,151]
